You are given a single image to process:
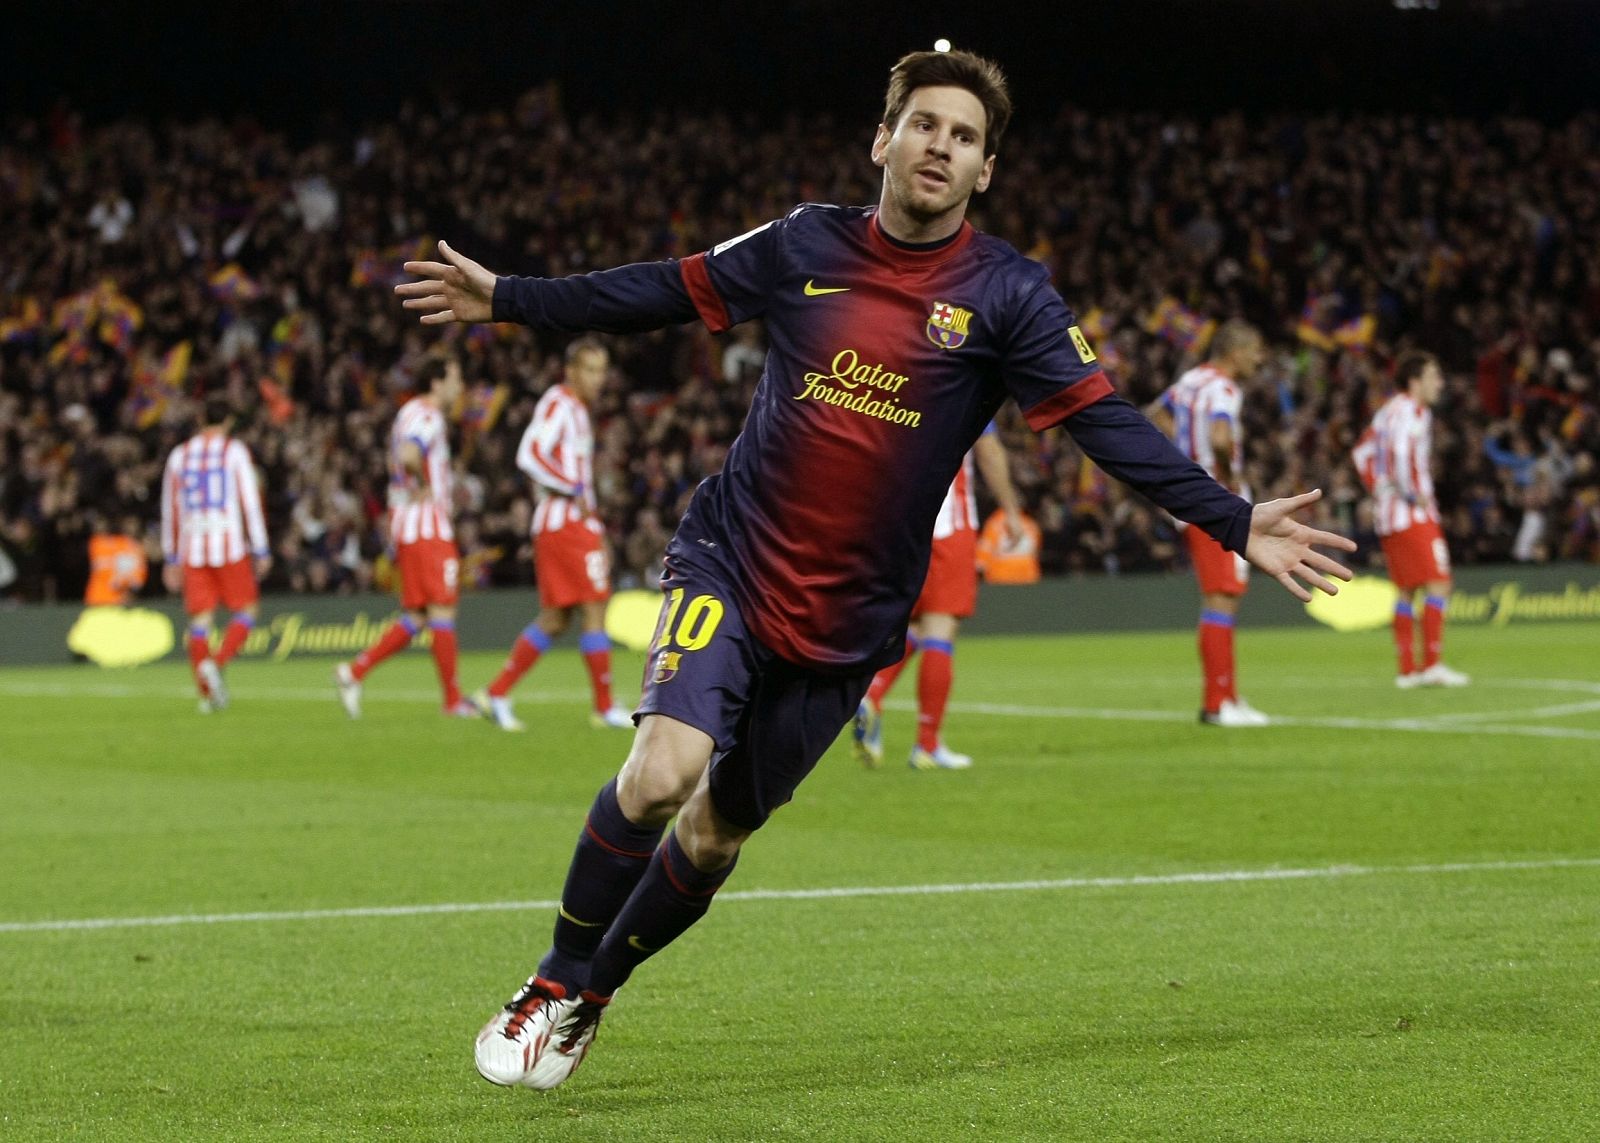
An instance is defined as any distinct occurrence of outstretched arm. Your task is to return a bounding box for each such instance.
[1244,489,1356,602]
[396,240,700,334]
[395,241,498,324]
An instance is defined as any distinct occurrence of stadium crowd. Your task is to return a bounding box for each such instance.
[2,93,1597,603]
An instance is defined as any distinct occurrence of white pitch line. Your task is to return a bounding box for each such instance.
[947,700,1600,741]
[3,857,1597,935]
[4,681,1599,740]
[0,680,592,704]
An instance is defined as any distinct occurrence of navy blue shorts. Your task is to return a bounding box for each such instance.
[635,566,872,832]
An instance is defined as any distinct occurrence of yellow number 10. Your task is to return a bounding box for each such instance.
[657,589,726,652]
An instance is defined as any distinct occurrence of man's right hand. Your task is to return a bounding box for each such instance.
[395,240,497,325]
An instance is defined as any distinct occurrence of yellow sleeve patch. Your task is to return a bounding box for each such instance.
[1067,325,1097,364]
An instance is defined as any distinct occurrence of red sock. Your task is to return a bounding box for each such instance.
[583,649,614,713]
[429,622,461,708]
[1393,602,1416,675]
[915,640,954,752]
[187,629,211,695]
[867,637,917,707]
[488,633,543,698]
[1422,595,1447,669]
[215,618,252,667]
[353,620,415,681]
[1199,613,1235,712]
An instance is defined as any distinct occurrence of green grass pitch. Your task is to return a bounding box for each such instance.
[3,620,1597,1140]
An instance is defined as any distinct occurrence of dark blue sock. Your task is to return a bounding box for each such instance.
[585,831,738,998]
[537,779,663,993]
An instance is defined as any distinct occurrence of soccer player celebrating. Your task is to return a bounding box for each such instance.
[396,48,1354,1090]
[335,356,477,718]
[159,392,271,712]
[1355,350,1470,687]
[476,337,631,731]
[1149,321,1271,727]
[853,423,1023,769]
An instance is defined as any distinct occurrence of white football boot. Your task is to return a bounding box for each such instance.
[1416,662,1470,687]
[475,976,578,1087]
[475,690,525,732]
[1395,671,1425,689]
[589,707,633,730]
[852,699,884,768]
[334,662,362,719]
[908,743,973,770]
[521,991,610,1090]
[198,659,228,711]
[1200,699,1270,727]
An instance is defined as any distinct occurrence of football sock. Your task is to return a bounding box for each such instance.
[579,631,614,712]
[215,615,254,667]
[866,635,918,707]
[187,625,211,694]
[1422,594,1447,669]
[537,779,664,994]
[584,830,737,998]
[487,624,552,698]
[352,615,419,680]
[915,638,954,752]
[1198,609,1235,711]
[428,619,461,707]
[1393,600,1416,675]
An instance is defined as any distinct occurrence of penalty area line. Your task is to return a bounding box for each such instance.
[4,856,1598,935]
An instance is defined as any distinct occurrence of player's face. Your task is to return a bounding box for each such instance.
[566,348,609,405]
[1414,361,1445,405]
[436,360,465,413]
[872,85,994,239]
[1234,334,1266,381]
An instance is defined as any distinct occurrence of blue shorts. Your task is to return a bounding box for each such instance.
[635,564,872,832]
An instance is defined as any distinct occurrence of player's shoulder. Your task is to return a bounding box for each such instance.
[783,202,870,228]
[963,228,1053,286]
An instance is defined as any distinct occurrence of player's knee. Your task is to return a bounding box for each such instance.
[616,752,700,825]
[676,793,748,870]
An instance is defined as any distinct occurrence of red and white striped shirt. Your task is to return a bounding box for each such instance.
[1358,393,1438,536]
[932,452,978,540]
[518,383,596,535]
[1159,363,1245,492]
[160,432,269,567]
[387,396,454,544]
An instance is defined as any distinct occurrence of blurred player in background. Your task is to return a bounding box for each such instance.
[160,393,271,712]
[335,356,476,717]
[476,338,631,732]
[1354,350,1470,688]
[853,423,1023,769]
[396,48,1352,1091]
[1149,321,1271,727]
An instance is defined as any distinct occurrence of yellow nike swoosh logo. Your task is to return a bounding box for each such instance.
[803,280,850,296]
[626,935,658,953]
[558,904,603,928]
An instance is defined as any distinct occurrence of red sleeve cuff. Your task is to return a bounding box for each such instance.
[679,253,732,333]
[1022,371,1115,431]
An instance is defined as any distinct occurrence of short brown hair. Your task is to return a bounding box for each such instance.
[1394,349,1438,392]
[565,336,608,364]
[1208,319,1261,362]
[883,49,1012,156]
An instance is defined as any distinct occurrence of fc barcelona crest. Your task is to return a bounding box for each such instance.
[652,650,682,685]
[926,301,973,350]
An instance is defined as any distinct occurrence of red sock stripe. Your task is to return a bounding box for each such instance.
[658,840,724,897]
[583,818,655,860]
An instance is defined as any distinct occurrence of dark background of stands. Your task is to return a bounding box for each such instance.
[6,0,1599,131]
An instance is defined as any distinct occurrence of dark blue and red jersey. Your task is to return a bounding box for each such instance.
[495,204,1250,671]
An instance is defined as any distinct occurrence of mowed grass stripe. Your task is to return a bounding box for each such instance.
[6,855,1598,934]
